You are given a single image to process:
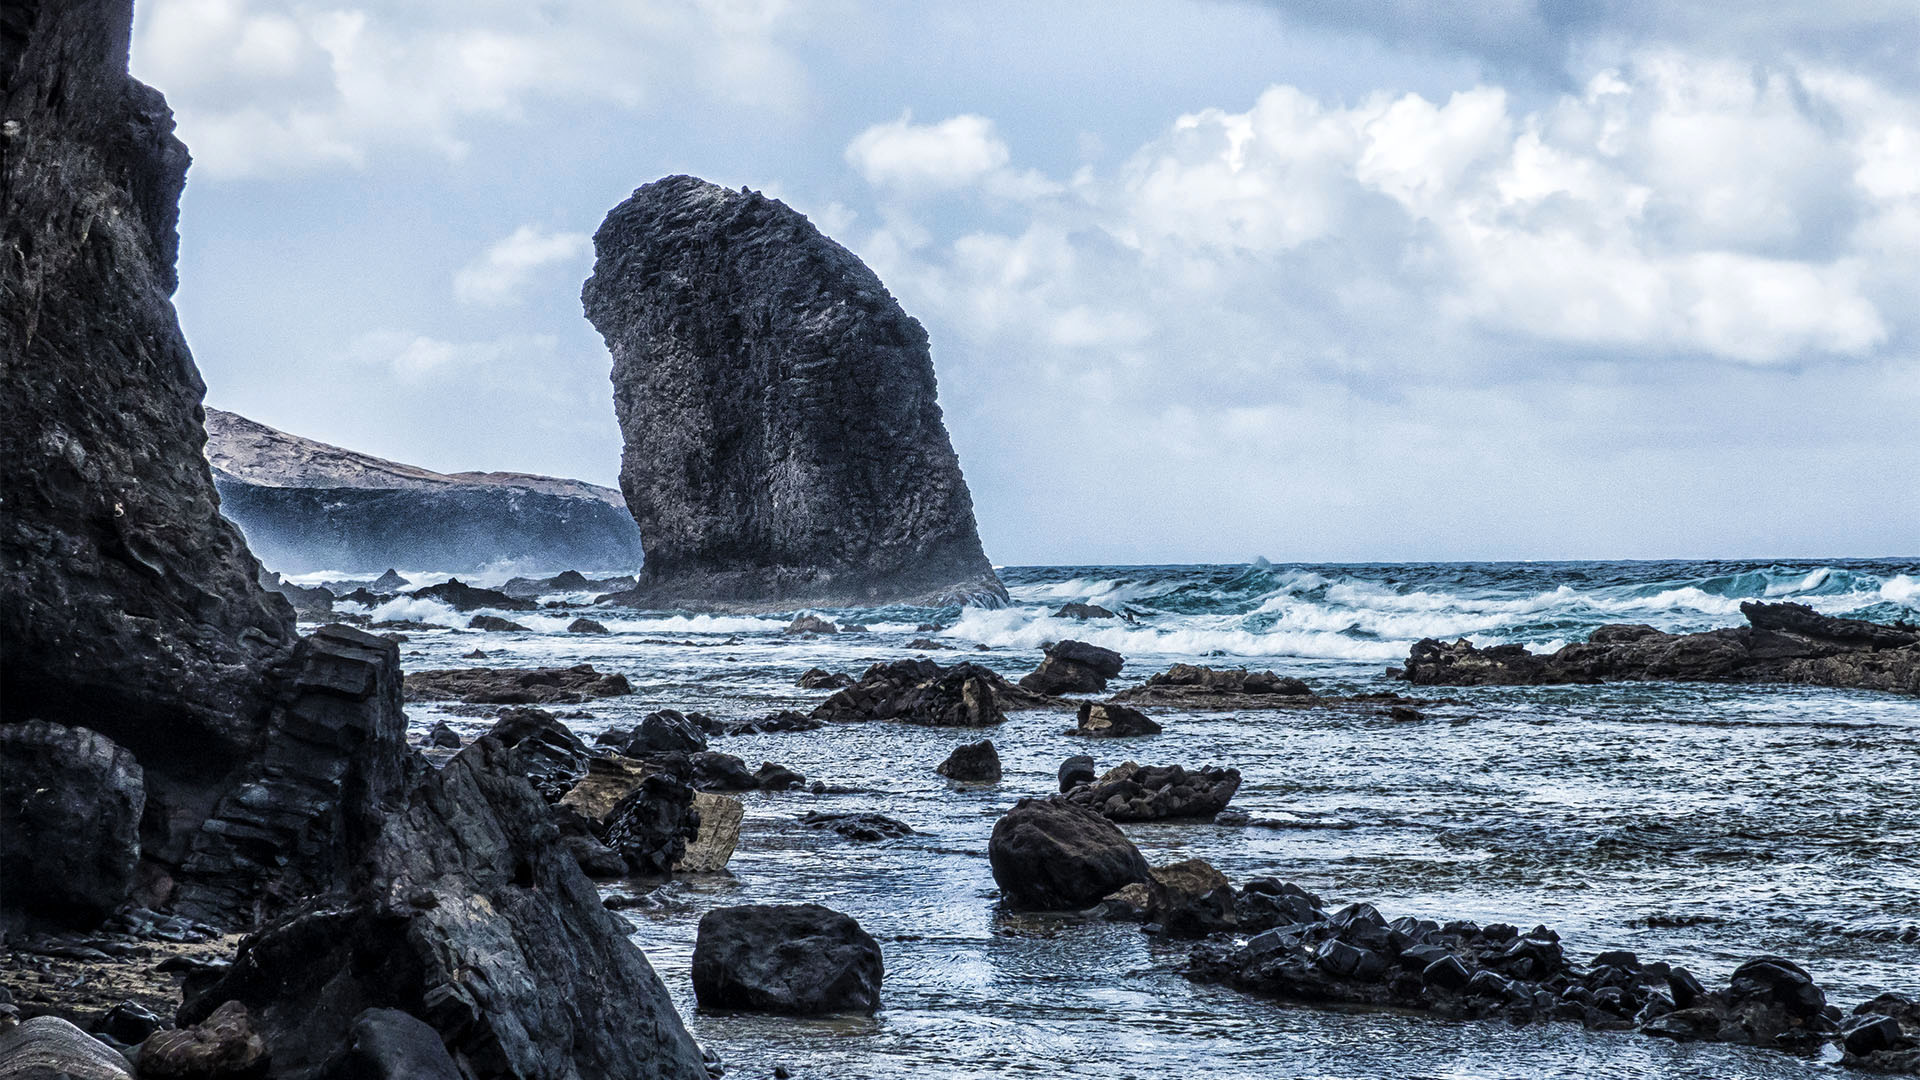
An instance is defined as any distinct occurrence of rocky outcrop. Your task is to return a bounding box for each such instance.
[407,579,536,612]
[0,0,296,870]
[204,410,645,575]
[0,722,145,927]
[936,739,1001,782]
[1108,665,1312,709]
[1071,701,1161,738]
[403,664,632,705]
[1063,761,1240,821]
[988,798,1150,911]
[810,658,1056,725]
[1018,640,1125,695]
[498,570,636,599]
[1395,602,1920,694]
[691,905,884,1015]
[582,175,1006,608]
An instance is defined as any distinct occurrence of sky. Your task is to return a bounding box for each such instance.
[130,0,1920,565]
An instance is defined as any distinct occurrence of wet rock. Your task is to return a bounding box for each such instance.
[485,707,592,803]
[988,797,1151,911]
[137,1001,267,1079]
[1063,761,1241,821]
[0,1017,131,1080]
[567,618,612,635]
[468,615,530,632]
[713,711,824,735]
[785,615,838,635]
[404,663,632,705]
[812,659,1042,726]
[796,668,855,690]
[499,571,639,600]
[560,755,655,822]
[583,175,1006,608]
[1108,664,1312,709]
[936,740,1002,782]
[800,812,914,842]
[406,579,538,612]
[1053,603,1119,620]
[1147,860,1237,938]
[1058,755,1097,792]
[314,1008,461,1080]
[0,722,145,927]
[1072,701,1162,738]
[677,793,744,873]
[604,773,700,876]
[753,763,807,791]
[1234,879,1326,932]
[96,1002,163,1046]
[1841,994,1920,1071]
[628,710,711,755]
[692,904,884,1015]
[905,638,947,651]
[1399,602,1920,695]
[1641,956,1837,1051]
[426,722,462,750]
[461,649,488,660]
[1018,640,1126,695]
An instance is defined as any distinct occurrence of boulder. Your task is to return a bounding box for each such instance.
[582,175,1007,608]
[675,793,743,873]
[800,812,914,842]
[1018,640,1125,695]
[811,659,1033,726]
[136,1001,266,1079]
[1063,761,1240,821]
[936,740,1001,782]
[568,618,612,635]
[404,664,632,705]
[560,755,654,822]
[795,668,854,690]
[426,722,462,750]
[784,615,838,635]
[406,579,538,612]
[485,708,591,803]
[0,722,145,927]
[627,710,709,755]
[1147,859,1237,937]
[1053,603,1119,620]
[0,1017,133,1080]
[603,773,700,876]
[468,615,530,632]
[753,763,807,791]
[988,798,1150,910]
[314,1009,461,1080]
[691,905,883,1014]
[1072,701,1162,738]
[1058,755,1096,792]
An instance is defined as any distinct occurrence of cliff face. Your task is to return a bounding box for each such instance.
[0,0,295,845]
[582,175,1006,608]
[204,409,645,574]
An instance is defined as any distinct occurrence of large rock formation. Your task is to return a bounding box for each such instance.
[582,175,1006,608]
[0,0,297,869]
[205,409,645,574]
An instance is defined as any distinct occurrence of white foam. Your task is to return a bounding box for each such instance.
[361,597,465,625]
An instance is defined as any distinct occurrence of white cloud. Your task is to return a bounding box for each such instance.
[342,331,560,383]
[846,113,1010,191]
[454,226,591,306]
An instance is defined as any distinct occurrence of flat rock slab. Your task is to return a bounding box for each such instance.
[404,664,632,705]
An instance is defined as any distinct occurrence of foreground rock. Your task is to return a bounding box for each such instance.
[404,664,632,705]
[1072,701,1162,738]
[1396,602,1920,695]
[1842,994,1920,1072]
[1109,665,1311,709]
[692,905,884,1014]
[582,175,1007,608]
[811,659,1056,725]
[0,1017,133,1080]
[988,798,1151,911]
[936,739,1002,782]
[205,409,645,576]
[0,722,145,927]
[1019,640,1126,695]
[1064,761,1241,821]
[136,999,267,1078]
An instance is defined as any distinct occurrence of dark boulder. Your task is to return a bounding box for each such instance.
[784,615,838,635]
[1063,761,1240,821]
[582,175,1007,608]
[426,723,462,750]
[604,774,699,876]
[1146,859,1237,937]
[1072,701,1162,737]
[753,763,807,791]
[1018,640,1125,695]
[1058,755,1096,792]
[800,812,914,842]
[795,668,854,690]
[0,722,145,927]
[1053,603,1119,620]
[988,797,1150,911]
[626,710,709,755]
[936,740,1001,782]
[409,578,538,612]
[468,615,530,632]
[567,618,612,635]
[811,659,1031,726]
[315,1009,461,1080]
[484,707,593,802]
[404,664,632,705]
[691,905,883,1015]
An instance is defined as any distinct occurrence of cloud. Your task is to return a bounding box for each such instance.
[454,226,591,305]
[341,330,561,383]
[846,113,1010,190]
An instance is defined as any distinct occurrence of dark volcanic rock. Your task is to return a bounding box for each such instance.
[936,739,1002,782]
[468,615,530,632]
[796,667,855,690]
[485,707,592,803]
[205,410,645,576]
[692,904,884,1015]
[988,797,1151,911]
[567,617,612,635]
[1397,602,1920,694]
[407,578,537,612]
[1058,755,1097,792]
[1064,761,1240,821]
[582,175,1007,609]
[1018,639,1126,695]
[1053,603,1120,620]
[627,710,710,755]
[800,811,915,842]
[404,663,632,705]
[177,736,706,1080]
[1109,665,1312,709]
[1072,701,1162,738]
[499,570,637,599]
[316,1008,462,1080]
[603,773,699,875]
[0,0,296,866]
[0,722,145,927]
[811,658,1055,725]
[1146,859,1238,938]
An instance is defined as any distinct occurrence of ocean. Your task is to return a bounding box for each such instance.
[305,557,1920,1079]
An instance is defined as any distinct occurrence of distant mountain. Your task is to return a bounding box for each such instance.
[204,409,644,574]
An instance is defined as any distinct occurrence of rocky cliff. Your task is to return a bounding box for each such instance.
[204,409,645,574]
[0,0,296,861]
[582,175,1006,608]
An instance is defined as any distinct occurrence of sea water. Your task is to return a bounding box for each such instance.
[322,558,1920,1079]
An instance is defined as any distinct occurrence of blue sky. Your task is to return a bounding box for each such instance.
[132,0,1920,563]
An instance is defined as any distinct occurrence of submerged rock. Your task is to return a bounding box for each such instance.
[1064,761,1240,821]
[568,617,612,635]
[800,811,915,842]
[1019,640,1126,695]
[468,614,530,632]
[988,797,1151,911]
[582,175,1006,608]
[785,615,838,635]
[0,722,145,927]
[1053,603,1121,620]
[404,663,632,705]
[692,904,884,1015]
[936,739,1002,783]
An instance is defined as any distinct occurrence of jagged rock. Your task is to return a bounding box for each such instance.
[1147,859,1237,938]
[369,570,410,592]
[567,618,612,635]
[800,812,914,842]
[407,579,537,613]
[1063,761,1240,821]
[205,410,644,576]
[1109,665,1312,709]
[468,615,529,632]
[796,668,855,690]
[560,756,655,822]
[1018,640,1125,695]
[1842,994,1920,1071]
[811,659,1053,726]
[426,723,462,750]
[905,638,947,651]
[692,905,883,1015]
[784,615,838,635]
[314,1009,461,1080]
[404,664,632,705]
[0,1017,133,1080]
[1058,755,1096,792]
[137,1000,266,1079]
[1072,701,1162,738]
[176,736,706,1079]
[582,175,1007,608]
[1053,603,1119,620]
[603,773,699,876]
[485,708,591,803]
[498,571,637,599]
[988,797,1150,911]
[676,793,743,873]
[936,740,1001,782]
[0,722,145,927]
[626,710,709,755]
[262,572,335,619]
[0,0,296,868]
[1399,602,1920,695]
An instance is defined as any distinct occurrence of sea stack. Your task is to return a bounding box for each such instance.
[582,175,1007,608]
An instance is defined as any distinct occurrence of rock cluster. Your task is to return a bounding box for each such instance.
[1018,640,1126,695]
[1063,761,1241,821]
[1395,602,1919,694]
[692,905,884,1015]
[1109,665,1312,709]
[811,658,1056,725]
[498,571,637,599]
[404,664,632,705]
[582,175,1006,608]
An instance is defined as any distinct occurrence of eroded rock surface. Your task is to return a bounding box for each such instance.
[582,175,1006,608]
[404,664,632,705]
[1064,761,1240,821]
[692,904,884,1015]
[811,658,1056,725]
[1018,640,1125,695]
[0,722,145,927]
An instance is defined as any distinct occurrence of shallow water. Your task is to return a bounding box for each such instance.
[345,559,1920,1079]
